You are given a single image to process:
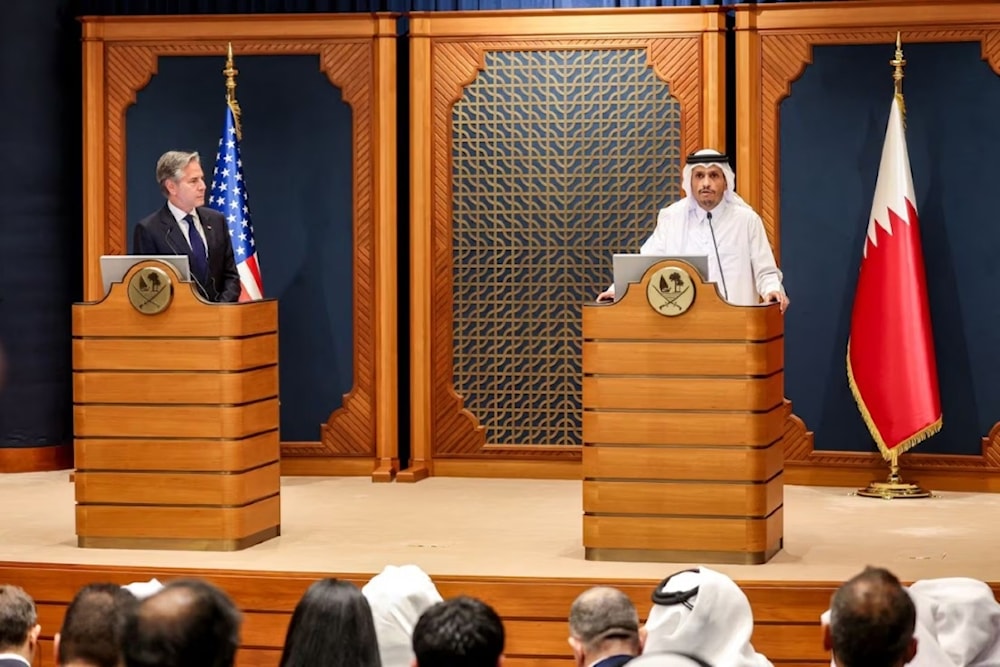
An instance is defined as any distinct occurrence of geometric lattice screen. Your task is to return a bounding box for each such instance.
[452,48,682,446]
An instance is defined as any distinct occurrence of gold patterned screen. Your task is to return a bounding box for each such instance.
[452,48,682,446]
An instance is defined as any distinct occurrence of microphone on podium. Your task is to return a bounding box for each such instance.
[706,211,729,302]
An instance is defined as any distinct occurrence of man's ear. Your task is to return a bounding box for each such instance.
[410,659,418,667]
[53,631,60,659]
[496,655,505,667]
[29,624,41,644]
[639,626,647,652]
[822,623,832,652]
[568,637,584,665]
[904,636,918,664]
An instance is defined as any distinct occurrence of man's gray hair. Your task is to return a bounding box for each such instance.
[0,584,37,651]
[156,151,200,195]
[569,587,640,653]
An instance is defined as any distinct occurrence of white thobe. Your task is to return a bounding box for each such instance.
[638,198,784,306]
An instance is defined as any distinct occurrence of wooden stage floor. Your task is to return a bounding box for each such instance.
[1,471,996,583]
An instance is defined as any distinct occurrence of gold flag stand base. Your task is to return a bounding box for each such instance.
[856,452,931,499]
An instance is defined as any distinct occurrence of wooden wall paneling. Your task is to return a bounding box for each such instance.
[79,14,399,478]
[405,8,728,480]
[734,0,1000,484]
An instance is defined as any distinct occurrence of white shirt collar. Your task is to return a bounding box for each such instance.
[167,200,196,224]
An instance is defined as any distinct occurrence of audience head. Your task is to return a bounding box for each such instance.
[363,565,443,667]
[0,584,40,660]
[279,578,381,667]
[567,586,641,666]
[123,578,241,667]
[57,583,139,667]
[643,567,770,667]
[412,596,504,667]
[825,566,917,667]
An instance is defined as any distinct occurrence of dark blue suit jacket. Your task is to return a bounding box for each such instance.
[592,654,635,667]
[133,204,241,303]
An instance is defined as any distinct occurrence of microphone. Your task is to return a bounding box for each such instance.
[165,225,214,302]
[707,211,729,302]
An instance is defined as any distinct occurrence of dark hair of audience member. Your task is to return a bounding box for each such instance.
[829,566,916,667]
[59,583,139,667]
[412,596,504,667]
[123,578,241,667]
[0,584,37,651]
[279,578,381,667]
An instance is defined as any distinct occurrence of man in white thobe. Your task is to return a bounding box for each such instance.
[597,149,790,312]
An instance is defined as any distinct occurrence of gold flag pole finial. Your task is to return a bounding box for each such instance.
[223,42,243,141]
[891,32,906,122]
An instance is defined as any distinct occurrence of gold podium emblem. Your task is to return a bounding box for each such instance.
[647,266,695,316]
[128,266,173,314]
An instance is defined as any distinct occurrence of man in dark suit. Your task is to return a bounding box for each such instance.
[568,587,642,667]
[123,579,241,667]
[56,583,139,667]
[133,150,241,303]
[0,585,40,667]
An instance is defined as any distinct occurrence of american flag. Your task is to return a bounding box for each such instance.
[209,105,263,301]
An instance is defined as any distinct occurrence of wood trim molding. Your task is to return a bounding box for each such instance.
[409,8,727,478]
[0,445,73,473]
[80,15,399,479]
[735,1,1000,474]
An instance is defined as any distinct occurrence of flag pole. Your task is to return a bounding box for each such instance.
[223,42,242,141]
[856,33,932,500]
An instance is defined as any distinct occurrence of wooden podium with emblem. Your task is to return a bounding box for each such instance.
[71,259,280,550]
[581,259,784,564]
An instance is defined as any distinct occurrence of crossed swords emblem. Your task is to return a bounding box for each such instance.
[652,275,690,312]
[130,273,167,310]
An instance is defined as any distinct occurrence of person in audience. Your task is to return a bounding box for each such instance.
[123,578,241,667]
[56,583,139,667]
[821,569,1000,666]
[0,585,40,667]
[363,565,443,667]
[642,567,772,667]
[412,596,504,667]
[567,587,642,667]
[279,578,381,667]
[625,654,713,667]
[823,566,917,667]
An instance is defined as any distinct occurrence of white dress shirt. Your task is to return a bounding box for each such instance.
[166,201,210,259]
[637,198,784,306]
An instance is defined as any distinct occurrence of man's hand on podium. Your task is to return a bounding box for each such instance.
[596,288,615,303]
[764,290,790,313]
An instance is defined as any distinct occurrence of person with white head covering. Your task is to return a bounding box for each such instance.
[642,566,773,667]
[821,570,1000,667]
[597,149,788,311]
[362,565,443,667]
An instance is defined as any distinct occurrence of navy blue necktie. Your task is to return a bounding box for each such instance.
[184,214,209,285]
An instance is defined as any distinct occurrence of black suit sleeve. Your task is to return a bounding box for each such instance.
[218,231,243,303]
[133,222,156,254]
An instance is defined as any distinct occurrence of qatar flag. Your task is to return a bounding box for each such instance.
[847,94,941,458]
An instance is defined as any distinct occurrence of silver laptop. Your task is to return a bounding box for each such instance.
[100,255,192,296]
[613,254,710,301]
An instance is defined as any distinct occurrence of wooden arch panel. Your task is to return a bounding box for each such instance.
[80,15,399,480]
[734,0,1000,479]
[406,8,728,480]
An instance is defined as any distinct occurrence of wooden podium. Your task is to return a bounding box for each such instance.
[582,259,784,564]
[72,259,281,551]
